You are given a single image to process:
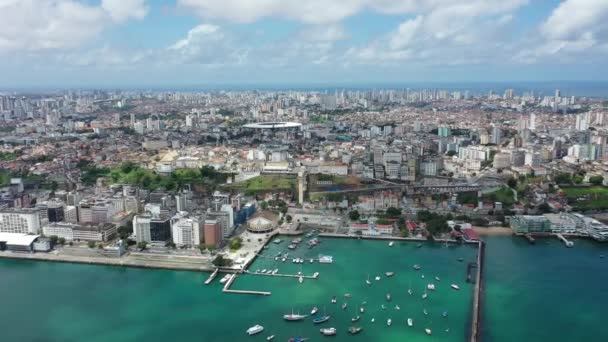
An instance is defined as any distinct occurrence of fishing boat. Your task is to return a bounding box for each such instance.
[442,311,448,318]
[311,307,319,315]
[388,241,394,247]
[387,318,392,327]
[385,272,394,277]
[273,239,282,244]
[320,328,336,336]
[342,302,348,310]
[348,326,363,335]
[351,316,360,322]
[427,284,436,291]
[425,328,432,335]
[331,296,337,304]
[246,325,264,335]
[386,293,392,301]
[284,309,308,321]
[375,276,381,281]
[313,315,330,324]
[266,335,275,340]
[413,264,421,270]
[395,305,400,310]
[451,284,460,290]
[435,276,441,281]
[407,318,413,327]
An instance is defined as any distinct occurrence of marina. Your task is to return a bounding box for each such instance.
[4,236,606,342]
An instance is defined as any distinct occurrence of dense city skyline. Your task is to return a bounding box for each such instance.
[1,0,608,87]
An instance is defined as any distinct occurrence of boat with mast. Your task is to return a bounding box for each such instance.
[313,307,330,324]
[284,309,307,321]
[348,326,362,335]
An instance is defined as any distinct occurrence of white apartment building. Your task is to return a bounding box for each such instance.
[0,209,41,234]
[171,217,202,246]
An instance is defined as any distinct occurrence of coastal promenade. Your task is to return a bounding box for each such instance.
[0,250,215,272]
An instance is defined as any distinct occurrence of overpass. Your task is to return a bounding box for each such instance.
[309,182,502,197]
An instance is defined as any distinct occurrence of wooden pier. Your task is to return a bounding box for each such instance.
[556,233,574,247]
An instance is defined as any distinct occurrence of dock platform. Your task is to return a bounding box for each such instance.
[245,270,319,279]
[556,233,574,247]
[222,273,272,296]
[204,268,219,285]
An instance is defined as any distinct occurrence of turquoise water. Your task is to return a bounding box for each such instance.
[482,236,608,342]
[0,238,476,342]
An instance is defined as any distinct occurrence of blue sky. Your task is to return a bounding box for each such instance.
[0,0,607,87]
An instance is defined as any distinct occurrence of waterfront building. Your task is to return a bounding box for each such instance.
[43,222,117,242]
[203,220,221,247]
[510,215,551,234]
[544,214,577,234]
[0,209,41,234]
[133,214,171,243]
[247,211,278,234]
[171,216,203,247]
[0,233,44,252]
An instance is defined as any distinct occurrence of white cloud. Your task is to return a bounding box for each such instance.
[102,0,148,22]
[0,0,148,53]
[177,0,527,24]
[514,0,608,63]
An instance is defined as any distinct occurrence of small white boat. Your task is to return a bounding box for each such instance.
[275,256,279,261]
[381,304,386,310]
[407,318,413,327]
[366,279,371,285]
[282,258,286,262]
[261,269,267,273]
[342,303,348,310]
[298,276,303,284]
[427,284,436,291]
[388,241,394,247]
[320,328,336,336]
[395,305,400,310]
[371,318,375,323]
[344,294,352,298]
[435,276,441,281]
[219,274,231,284]
[421,274,425,279]
[360,307,364,313]
[375,276,381,281]
[387,318,392,326]
[311,307,319,315]
[385,272,394,277]
[246,325,264,335]
[422,293,428,300]
[331,296,337,304]
[266,335,275,341]
[451,284,460,290]
[408,288,413,296]
[310,259,314,263]
[425,328,432,335]
[423,309,428,316]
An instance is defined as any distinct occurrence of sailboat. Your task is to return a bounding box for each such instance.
[284,308,308,321]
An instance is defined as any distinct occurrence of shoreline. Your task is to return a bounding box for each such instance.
[0,251,215,272]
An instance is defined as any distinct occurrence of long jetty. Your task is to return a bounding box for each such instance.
[204,268,219,285]
[245,271,319,279]
[222,274,272,296]
[469,240,485,342]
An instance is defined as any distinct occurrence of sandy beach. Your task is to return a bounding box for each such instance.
[473,226,513,236]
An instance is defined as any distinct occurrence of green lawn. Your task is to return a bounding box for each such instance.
[562,186,608,211]
[232,175,296,192]
[561,186,608,197]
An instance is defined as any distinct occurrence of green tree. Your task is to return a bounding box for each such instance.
[589,175,604,185]
[446,150,457,157]
[260,201,268,210]
[117,223,132,240]
[212,255,234,267]
[573,175,584,184]
[87,241,96,248]
[349,210,360,221]
[554,173,572,184]
[58,237,66,245]
[49,235,58,245]
[165,241,176,249]
[137,241,148,251]
[507,178,518,189]
[229,237,243,250]
[538,203,552,213]
[385,207,401,218]
[286,215,292,223]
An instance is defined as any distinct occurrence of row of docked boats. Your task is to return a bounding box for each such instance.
[253,268,279,275]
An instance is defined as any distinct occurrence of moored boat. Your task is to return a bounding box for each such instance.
[395,305,400,310]
[266,335,274,340]
[423,308,428,316]
[284,309,307,321]
[388,241,394,247]
[427,284,436,291]
[413,264,421,270]
[351,316,360,322]
[219,274,232,284]
[246,325,264,335]
[298,276,303,284]
[386,293,392,301]
[341,303,348,310]
[442,311,448,318]
[319,255,333,263]
[311,307,318,315]
[385,272,394,277]
[425,328,432,335]
[407,318,413,327]
[331,296,337,304]
[348,326,362,335]
[451,284,460,290]
[435,276,441,281]
[313,315,330,324]
[387,318,392,326]
[320,328,336,336]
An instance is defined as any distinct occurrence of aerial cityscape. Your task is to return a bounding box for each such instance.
[1,1,608,342]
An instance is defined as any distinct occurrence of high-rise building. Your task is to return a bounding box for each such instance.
[438,126,451,137]
[171,216,203,247]
[491,125,502,145]
[203,220,221,247]
[133,214,171,243]
[529,113,536,131]
[0,209,41,234]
